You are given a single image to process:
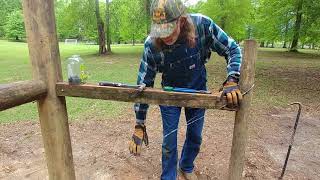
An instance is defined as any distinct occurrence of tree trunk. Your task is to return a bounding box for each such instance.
[132,33,135,46]
[283,41,287,48]
[271,42,274,48]
[266,41,270,48]
[260,41,265,47]
[95,0,107,55]
[290,0,303,52]
[105,0,111,52]
[247,26,253,39]
[283,20,289,48]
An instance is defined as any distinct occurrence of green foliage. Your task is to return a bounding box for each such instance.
[186,1,205,13]
[110,0,148,44]
[4,10,25,40]
[1,0,319,48]
[193,0,320,48]
[54,0,149,44]
[300,0,320,45]
[0,0,21,37]
[252,0,291,42]
[55,0,97,41]
[252,0,320,48]
[199,0,253,41]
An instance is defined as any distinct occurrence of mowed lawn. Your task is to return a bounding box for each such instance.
[0,40,144,123]
[0,40,319,123]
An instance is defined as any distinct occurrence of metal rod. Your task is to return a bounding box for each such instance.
[279,102,302,179]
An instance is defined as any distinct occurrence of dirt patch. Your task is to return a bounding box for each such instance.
[1,106,319,179]
[255,109,320,179]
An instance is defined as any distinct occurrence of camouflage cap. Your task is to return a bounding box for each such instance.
[150,0,186,38]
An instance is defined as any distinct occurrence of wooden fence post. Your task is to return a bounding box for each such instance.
[22,0,75,179]
[228,40,257,180]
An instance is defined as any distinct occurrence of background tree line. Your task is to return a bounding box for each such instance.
[0,0,319,53]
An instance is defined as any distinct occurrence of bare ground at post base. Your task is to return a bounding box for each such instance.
[0,105,319,180]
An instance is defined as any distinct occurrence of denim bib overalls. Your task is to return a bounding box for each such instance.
[134,14,242,179]
[158,36,208,180]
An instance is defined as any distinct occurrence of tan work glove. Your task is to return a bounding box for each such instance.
[129,124,148,155]
[221,81,243,109]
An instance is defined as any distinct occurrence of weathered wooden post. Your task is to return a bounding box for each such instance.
[22,0,75,179]
[228,40,257,180]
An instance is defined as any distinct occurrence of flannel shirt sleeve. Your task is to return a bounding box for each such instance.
[207,19,242,80]
[133,39,157,124]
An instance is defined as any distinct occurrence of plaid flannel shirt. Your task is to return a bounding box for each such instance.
[134,13,242,123]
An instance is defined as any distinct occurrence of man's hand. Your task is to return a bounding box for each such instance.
[221,81,243,109]
[129,124,149,155]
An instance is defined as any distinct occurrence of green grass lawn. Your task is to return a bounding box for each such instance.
[1,40,319,123]
[0,40,144,123]
[208,47,320,109]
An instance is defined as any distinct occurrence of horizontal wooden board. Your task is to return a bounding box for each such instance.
[56,82,228,109]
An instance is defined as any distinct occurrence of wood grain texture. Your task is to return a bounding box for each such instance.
[228,40,257,180]
[0,80,47,111]
[56,82,228,109]
[22,0,75,179]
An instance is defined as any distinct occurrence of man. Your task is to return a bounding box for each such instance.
[129,0,243,179]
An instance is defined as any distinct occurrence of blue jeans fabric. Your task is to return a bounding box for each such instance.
[157,35,207,180]
[160,105,205,180]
